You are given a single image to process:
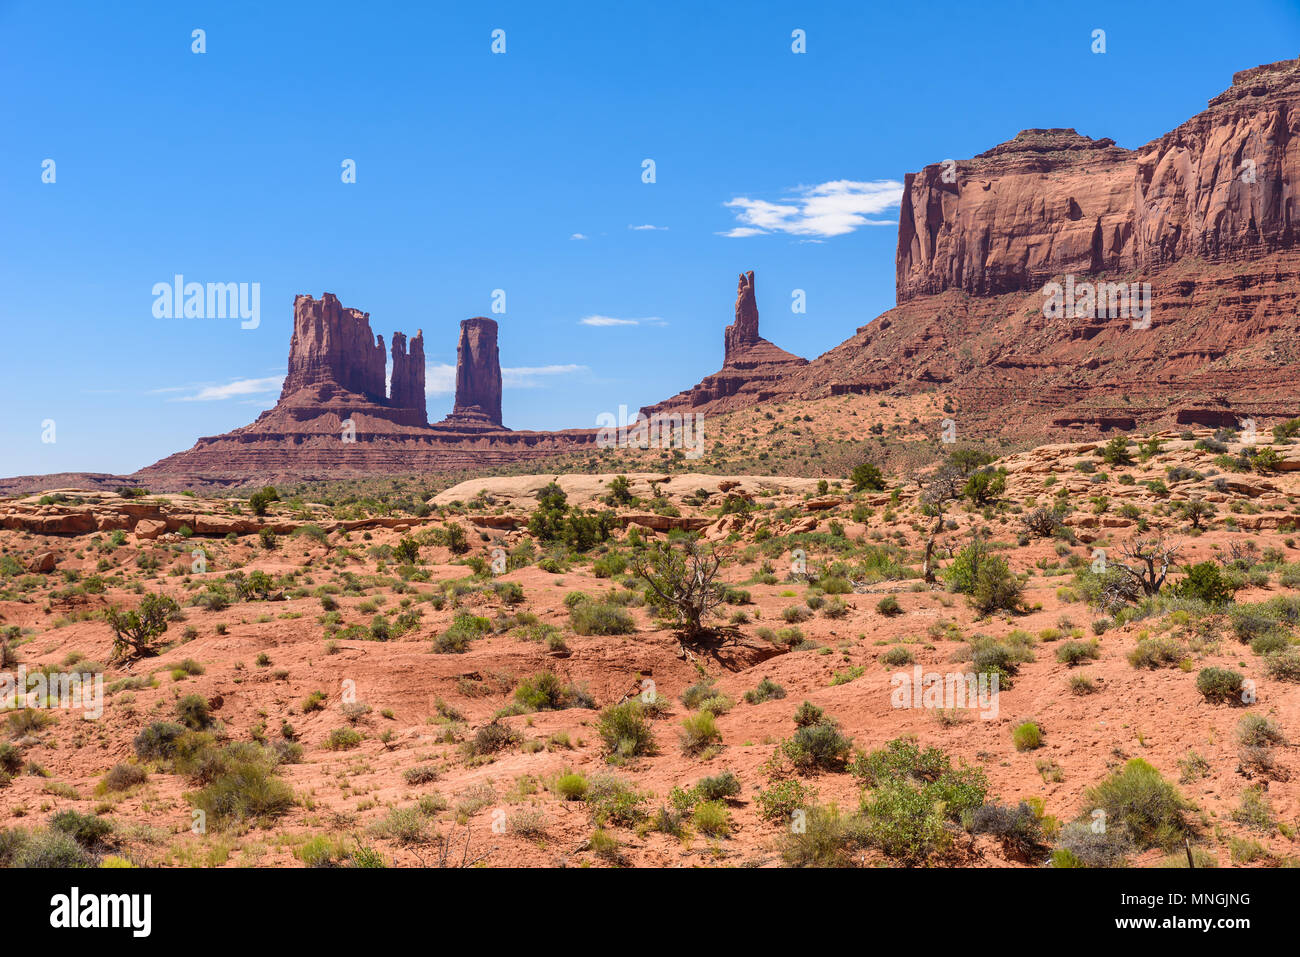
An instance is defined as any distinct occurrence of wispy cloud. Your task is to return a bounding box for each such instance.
[503,364,588,388]
[628,224,667,231]
[164,376,284,402]
[721,179,903,238]
[426,363,457,396]
[425,362,586,395]
[579,315,665,327]
[570,232,588,240]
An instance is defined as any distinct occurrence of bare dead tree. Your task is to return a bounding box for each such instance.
[919,462,966,583]
[1112,534,1181,597]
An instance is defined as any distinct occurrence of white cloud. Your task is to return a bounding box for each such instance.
[426,362,587,395]
[503,364,587,388]
[425,363,457,396]
[721,179,903,238]
[570,233,588,240]
[628,224,668,231]
[170,376,284,402]
[579,315,663,327]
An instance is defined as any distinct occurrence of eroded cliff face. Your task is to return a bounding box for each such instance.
[897,57,1300,303]
[281,293,388,401]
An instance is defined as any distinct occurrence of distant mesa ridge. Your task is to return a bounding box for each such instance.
[124,57,1300,485]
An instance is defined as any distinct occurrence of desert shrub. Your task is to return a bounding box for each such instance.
[326,727,362,751]
[692,770,741,803]
[464,722,521,757]
[968,801,1047,857]
[744,677,786,705]
[691,800,731,837]
[1264,650,1300,681]
[1055,640,1099,666]
[1053,819,1133,867]
[592,553,627,579]
[851,462,886,492]
[1012,721,1043,751]
[679,710,722,756]
[105,593,180,660]
[781,719,852,773]
[50,810,113,847]
[1083,758,1190,850]
[99,763,147,793]
[756,778,817,824]
[596,702,656,760]
[1196,667,1244,703]
[876,595,902,616]
[403,764,439,786]
[1127,637,1187,669]
[778,804,866,867]
[1022,507,1065,538]
[1172,562,1234,605]
[0,742,23,774]
[175,693,212,730]
[433,612,491,653]
[248,486,279,516]
[971,556,1023,613]
[880,645,914,667]
[369,806,432,846]
[555,772,589,800]
[569,602,635,636]
[188,753,294,825]
[132,721,187,761]
[9,828,94,868]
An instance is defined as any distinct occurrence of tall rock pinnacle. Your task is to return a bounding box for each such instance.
[390,330,427,424]
[447,317,503,427]
[723,270,761,363]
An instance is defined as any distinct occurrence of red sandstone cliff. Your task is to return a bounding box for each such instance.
[897,58,1300,302]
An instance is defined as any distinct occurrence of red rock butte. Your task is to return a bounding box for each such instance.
[139,294,599,484]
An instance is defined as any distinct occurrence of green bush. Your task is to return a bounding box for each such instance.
[175,693,212,730]
[743,677,786,705]
[596,702,657,760]
[569,602,636,636]
[679,710,722,756]
[1083,758,1190,850]
[876,595,902,616]
[1127,637,1187,669]
[1196,667,1244,703]
[1172,562,1234,605]
[1012,721,1042,751]
[1056,640,1099,666]
[781,720,852,772]
[50,810,113,847]
[433,612,491,653]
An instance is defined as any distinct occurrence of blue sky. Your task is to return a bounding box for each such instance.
[3,0,1298,475]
